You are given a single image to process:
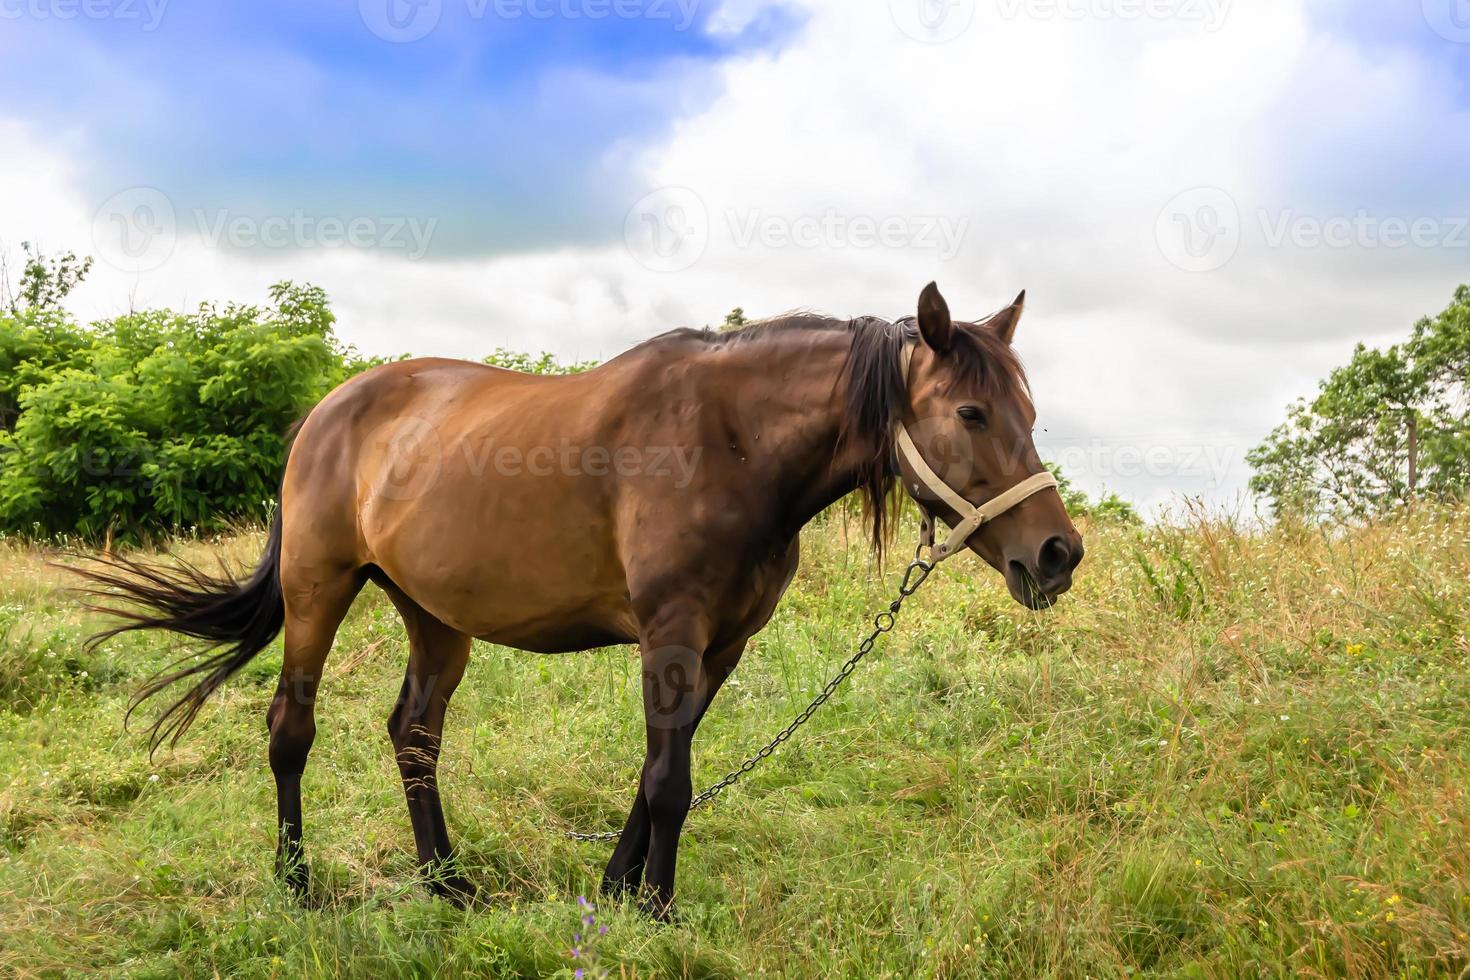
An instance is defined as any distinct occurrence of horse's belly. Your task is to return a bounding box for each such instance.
[361,476,636,647]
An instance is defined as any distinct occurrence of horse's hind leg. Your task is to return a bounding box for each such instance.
[268,568,365,897]
[379,580,474,902]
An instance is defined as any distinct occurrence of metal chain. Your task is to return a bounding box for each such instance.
[563,549,935,842]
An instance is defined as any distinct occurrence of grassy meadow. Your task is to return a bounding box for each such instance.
[2,506,1469,977]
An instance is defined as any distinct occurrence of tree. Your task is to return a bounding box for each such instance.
[721,307,747,332]
[1248,285,1470,519]
[1047,463,1139,524]
[1,243,93,316]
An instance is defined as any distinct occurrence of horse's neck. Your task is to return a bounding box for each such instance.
[711,331,878,534]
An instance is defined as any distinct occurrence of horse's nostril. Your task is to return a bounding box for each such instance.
[1037,535,1072,579]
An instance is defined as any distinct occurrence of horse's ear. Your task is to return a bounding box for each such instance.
[916,281,954,353]
[989,289,1026,344]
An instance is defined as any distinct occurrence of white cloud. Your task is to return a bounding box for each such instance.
[3,0,1467,516]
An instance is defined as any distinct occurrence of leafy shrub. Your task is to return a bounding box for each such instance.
[0,265,604,543]
[0,282,378,543]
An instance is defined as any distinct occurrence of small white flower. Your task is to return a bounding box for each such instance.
[1158,739,1168,748]
[149,774,160,783]
[1279,715,1290,722]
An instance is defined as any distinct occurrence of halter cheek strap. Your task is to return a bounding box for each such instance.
[894,341,1059,563]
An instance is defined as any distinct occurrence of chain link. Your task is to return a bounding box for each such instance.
[563,550,935,843]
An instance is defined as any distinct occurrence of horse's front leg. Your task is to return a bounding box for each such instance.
[602,639,742,903]
[607,609,714,919]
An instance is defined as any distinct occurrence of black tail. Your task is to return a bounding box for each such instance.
[76,510,285,754]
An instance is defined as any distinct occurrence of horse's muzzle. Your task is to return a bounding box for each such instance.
[1006,531,1084,609]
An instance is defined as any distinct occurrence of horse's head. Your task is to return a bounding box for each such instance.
[898,282,1083,608]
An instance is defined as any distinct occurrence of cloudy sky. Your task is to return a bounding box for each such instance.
[1,0,1467,514]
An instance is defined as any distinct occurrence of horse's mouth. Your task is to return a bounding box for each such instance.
[1006,561,1066,610]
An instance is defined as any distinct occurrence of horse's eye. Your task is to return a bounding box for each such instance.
[957,405,987,427]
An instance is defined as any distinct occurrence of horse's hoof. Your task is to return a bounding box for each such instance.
[277,862,311,900]
[428,874,478,907]
[600,874,640,902]
[637,894,676,923]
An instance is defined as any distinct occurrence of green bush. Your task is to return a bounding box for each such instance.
[0,270,602,544]
[0,282,377,543]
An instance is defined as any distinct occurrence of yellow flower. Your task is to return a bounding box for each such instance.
[1386,894,1401,906]
[1346,643,1365,656]
[1386,911,1395,922]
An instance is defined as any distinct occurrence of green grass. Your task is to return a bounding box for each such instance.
[2,508,1469,977]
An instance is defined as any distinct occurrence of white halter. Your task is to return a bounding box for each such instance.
[894,340,1059,563]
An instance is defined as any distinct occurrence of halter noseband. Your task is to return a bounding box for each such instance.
[894,340,1059,563]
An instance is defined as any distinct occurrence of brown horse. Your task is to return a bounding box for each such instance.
[81,282,1083,917]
